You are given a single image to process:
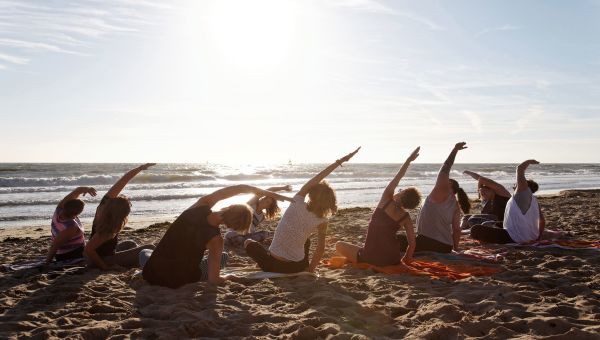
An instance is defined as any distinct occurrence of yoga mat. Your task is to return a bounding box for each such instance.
[223,268,317,279]
[1,257,86,272]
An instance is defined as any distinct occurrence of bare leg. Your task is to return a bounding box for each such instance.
[335,242,361,263]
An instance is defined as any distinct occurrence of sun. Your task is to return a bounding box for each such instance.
[205,0,298,72]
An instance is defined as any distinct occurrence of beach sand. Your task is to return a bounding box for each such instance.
[1,190,599,339]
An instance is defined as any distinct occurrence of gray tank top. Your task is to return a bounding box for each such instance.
[416,194,457,245]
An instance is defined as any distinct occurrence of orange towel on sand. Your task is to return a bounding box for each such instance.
[325,257,502,280]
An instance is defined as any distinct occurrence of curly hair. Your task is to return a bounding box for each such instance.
[307,181,338,218]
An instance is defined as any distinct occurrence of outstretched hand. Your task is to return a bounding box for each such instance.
[139,163,156,170]
[407,146,420,162]
[462,170,479,179]
[82,187,97,197]
[523,159,540,165]
[338,147,361,164]
[454,142,467,151]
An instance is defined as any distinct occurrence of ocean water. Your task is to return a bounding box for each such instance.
[1,163,599,229]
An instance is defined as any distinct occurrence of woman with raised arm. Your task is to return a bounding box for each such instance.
[84,163,156,270]
[415,142,470,253]
[462,170,511,228]
[244,147,360,273]
[335,147,421,266]
[471,160,545,244]
[140,185,293,288]
[224,185,293,248]
[46,186,97,263]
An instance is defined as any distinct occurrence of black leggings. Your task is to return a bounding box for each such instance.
[397,234,453,253]
[55,246,84,261]
[246,239,310,273]
[470,224,514,244]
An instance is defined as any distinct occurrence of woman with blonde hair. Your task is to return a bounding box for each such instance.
[245,147,360,273]
[224,185,293,248]
[141,185,293,288]
[84,163,156,269]
[335,147,421,266]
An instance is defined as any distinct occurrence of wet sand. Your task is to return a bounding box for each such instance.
[1,190,599,339]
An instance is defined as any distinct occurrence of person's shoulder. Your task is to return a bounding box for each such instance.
[292,194,306,203]
[185,204,212,217]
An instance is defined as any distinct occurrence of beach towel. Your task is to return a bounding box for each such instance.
[431,248,506,263]
[0,257,86,272]
[222,268,317,279]
[514,239,600,250]
[325,257,502,280]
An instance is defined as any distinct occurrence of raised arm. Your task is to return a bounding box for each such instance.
[196,185,293,209]
[105,163,156,198]
[379,147,419,206]
[247,185,293,206]
[57,187,97,209]
[430,142,467,202]
[515,159,539,193]
[297,147,360,197]
[463,170,511,198]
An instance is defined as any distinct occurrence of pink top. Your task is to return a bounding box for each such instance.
[51,208,85,254]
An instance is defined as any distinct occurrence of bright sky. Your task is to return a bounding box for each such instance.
[1,0,599,163]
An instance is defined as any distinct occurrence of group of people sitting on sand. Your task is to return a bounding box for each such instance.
[46,142,545,288]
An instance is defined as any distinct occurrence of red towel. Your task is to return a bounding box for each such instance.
[325,257,502,280]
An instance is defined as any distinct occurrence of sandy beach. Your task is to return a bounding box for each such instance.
[1,190,599,339]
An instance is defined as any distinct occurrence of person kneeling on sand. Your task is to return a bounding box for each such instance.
[335,147,421,266]
[224,185,293,248]
[244,147,360,273]
[414,142,471,253]
[84,163,156,270]
[471,160,545,244]
[461,170,511,229]
[140,185,292,288]
[46,186,97,263]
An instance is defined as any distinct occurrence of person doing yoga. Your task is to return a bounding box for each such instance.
[471,160,545,244]
[141,185,292,288]
[224,185,293,248]
[244,147,360,273]
[414,142,471,253]
[461,170,511,228]
[84,163,156,269]
[335,147,421,266]
[46,186,97,263]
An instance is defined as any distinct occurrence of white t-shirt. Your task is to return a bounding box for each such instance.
[504,193,540,243]
[269,194,326,261]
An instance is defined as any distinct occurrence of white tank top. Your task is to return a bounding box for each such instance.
[269,194,326,261]
[503,194,540,243]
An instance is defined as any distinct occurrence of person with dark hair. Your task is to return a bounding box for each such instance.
[415,142,470,253]
[46,186,97,263]
[461,170,511,228]
[335,147,421,266]
[84,163,156,270]
[140,185,292,288]
[224,185,293,248]
[471,160,545,244]
[245,147,360,273]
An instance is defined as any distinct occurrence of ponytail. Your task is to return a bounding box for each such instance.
[449,179,471,214]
